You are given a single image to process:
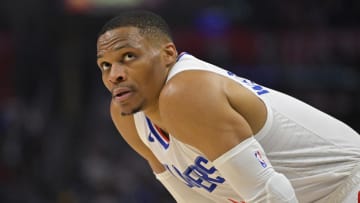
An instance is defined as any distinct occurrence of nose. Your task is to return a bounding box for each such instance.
[108,63,127,84]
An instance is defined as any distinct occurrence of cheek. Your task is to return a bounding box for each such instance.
[142,66,166,95]
[131,69,155,96]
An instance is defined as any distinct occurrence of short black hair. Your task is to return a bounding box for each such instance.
[98,10,173,41]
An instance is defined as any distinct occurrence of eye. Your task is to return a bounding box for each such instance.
[123,53,136,62]
[100,62,111,71]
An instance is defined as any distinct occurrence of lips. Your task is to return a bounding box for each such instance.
[112,87,133,102]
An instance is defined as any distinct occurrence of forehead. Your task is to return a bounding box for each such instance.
[97,27,145,56]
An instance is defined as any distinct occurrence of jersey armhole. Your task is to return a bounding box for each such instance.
[253,98,273,141]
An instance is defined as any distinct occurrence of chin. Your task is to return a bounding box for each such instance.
[120,112,134,116]
[120,106,143,116]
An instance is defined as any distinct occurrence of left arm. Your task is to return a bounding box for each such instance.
[159,70,298,202]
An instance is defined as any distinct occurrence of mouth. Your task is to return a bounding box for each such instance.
[112,87,133,102]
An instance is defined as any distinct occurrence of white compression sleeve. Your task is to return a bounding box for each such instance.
[155,170,214,203]
[213,136,298,202]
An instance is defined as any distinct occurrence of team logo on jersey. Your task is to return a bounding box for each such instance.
[254,150,267,168]
[166,156,225,193]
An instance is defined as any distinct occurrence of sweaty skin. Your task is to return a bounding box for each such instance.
[97,26,267,170]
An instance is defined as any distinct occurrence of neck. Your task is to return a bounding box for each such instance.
[143,101,163,124]
[144,101,172,134]
[143,62,175,128]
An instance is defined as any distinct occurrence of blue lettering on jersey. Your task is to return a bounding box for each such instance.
[227,71,235,76]
[242,79,269,95]
[226,71,269,95]
[147,132,154,142]
[166,156,225,192]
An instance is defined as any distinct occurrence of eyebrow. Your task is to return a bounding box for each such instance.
[97,43,132,59]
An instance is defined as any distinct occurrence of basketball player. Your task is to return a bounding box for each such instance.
[96,10,360,202]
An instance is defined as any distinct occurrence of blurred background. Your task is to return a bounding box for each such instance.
[0,0,359,202]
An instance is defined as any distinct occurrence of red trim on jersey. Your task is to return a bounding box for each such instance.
[228,198,245,203]
[154,124,169,142]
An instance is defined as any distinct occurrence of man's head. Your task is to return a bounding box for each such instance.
[98,10,173,44]
[96,10,178,116]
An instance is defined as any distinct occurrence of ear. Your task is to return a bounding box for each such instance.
[162,43,178,68]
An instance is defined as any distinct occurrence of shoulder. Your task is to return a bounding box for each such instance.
[160,69,250,112]
[159,70,256,160]
[159,68,267,133]
[160,70,226,114]
[158,70,237,136]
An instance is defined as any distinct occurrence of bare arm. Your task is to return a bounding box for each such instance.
[110,101,165,173]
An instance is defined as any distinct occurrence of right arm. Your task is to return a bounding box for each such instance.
[110,102,214,203]
[110,102,165,173]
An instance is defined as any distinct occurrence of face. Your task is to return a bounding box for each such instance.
[97,27,177,116]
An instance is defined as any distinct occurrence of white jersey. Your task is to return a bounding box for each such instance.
[133,53,360,202]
